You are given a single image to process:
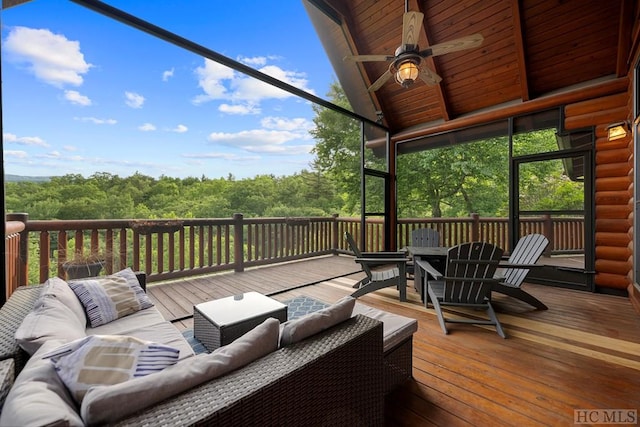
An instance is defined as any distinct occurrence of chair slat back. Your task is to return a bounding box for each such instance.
[500,234,549,287]
[411,228,440,247]
[344,232,373,278]
[444,242,503,304]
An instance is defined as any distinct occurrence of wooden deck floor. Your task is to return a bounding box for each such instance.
[147,255,640,426]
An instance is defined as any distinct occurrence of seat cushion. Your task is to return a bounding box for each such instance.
[88,308,195,361]
[352,302,417,352]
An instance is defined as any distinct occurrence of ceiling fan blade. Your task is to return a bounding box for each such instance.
[425,33,484,57]
[368,70,392,92]
[402,11,424,47]
[344,54,394,62]
[419,67,442,86]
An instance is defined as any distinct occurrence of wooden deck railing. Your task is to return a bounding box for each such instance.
[4,218,25,299]
[4,213,584,293]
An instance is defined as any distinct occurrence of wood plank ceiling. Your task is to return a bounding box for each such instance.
[304,0,630,138]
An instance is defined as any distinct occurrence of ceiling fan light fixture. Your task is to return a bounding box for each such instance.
[395,59,419,88]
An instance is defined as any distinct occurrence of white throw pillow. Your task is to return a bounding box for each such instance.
[0,340,84,427]
[15,294,87,355]
[42,335,180,404]
[69,268,153,327]
[80,317,280,425]
[279,296,355,347]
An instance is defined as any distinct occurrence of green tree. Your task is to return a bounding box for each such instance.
[310,81,362,214]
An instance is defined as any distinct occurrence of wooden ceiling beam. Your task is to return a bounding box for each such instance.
[324,0,385,116]
[390,77,627,143]
[511,0,529,101]
[411,0,451,121]
[617,0,635,76]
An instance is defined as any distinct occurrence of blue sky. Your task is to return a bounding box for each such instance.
[1,1,337,179]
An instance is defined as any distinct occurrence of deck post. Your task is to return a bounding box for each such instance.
[331,214,339,252]
[470,213,480,242]
[542,214,554,255]
[6,213,29,289]
[233,213,244,272]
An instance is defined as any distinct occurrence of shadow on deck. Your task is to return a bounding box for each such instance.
[148,254,640,426]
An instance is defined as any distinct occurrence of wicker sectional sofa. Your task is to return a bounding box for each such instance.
[0,273,415,426]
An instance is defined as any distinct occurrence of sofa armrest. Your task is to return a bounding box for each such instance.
[0,286,43,374]
[114,315,384,427]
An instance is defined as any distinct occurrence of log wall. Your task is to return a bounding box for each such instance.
[564,92,632,291]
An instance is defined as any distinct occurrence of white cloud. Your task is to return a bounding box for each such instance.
[192,60,234,104]
[63,145,77,151]
[171,124,188,133]
[138,123,156,131]
[40,151,61,159]
[244,144,313,155]
[232,65,313,102]
[192,57,315,114]
[3,132,49,147]
[208,129,300,146]
[162,68,174,81]
[64,90,91,106]
[2,26,92,87]
[206,116,314,156]
[219,103,260,115]
[238,56,267,66]
[4,150,29,158]
[125,91,145,108]
[261,116,314,132]
[74,116,117,125]
[182,152,258,161]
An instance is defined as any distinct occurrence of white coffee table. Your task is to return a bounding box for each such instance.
[193,292,287,351]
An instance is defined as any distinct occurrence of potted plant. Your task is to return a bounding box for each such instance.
[62,251,107,280]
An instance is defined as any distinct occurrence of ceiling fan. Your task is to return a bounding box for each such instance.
[344,8,484,92]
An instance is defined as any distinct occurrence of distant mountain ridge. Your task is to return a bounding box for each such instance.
[5,174,51,182]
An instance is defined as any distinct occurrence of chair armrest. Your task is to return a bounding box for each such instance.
[497,263,543,269]
[449,259,499,266]
[355,257,410,265]
[415,259,443,280]
[361,251,406,258]
[441,276,499,284]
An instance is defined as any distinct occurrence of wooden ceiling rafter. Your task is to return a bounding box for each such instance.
[321,0,389,124]
[324,0,387,123]
[617,0,635,77]
[511,0,529,101]
[411,0,451,121]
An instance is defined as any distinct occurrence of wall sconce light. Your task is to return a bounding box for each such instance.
[606,121,630,141]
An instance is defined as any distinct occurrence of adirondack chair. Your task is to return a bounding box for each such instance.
[344,232,409,301]
[493,233,549,310]
[406,228,440,278]
[417,242,505,338]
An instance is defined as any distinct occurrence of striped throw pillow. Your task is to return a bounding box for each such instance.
[42,335,179,404]
[69,268,153,327]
